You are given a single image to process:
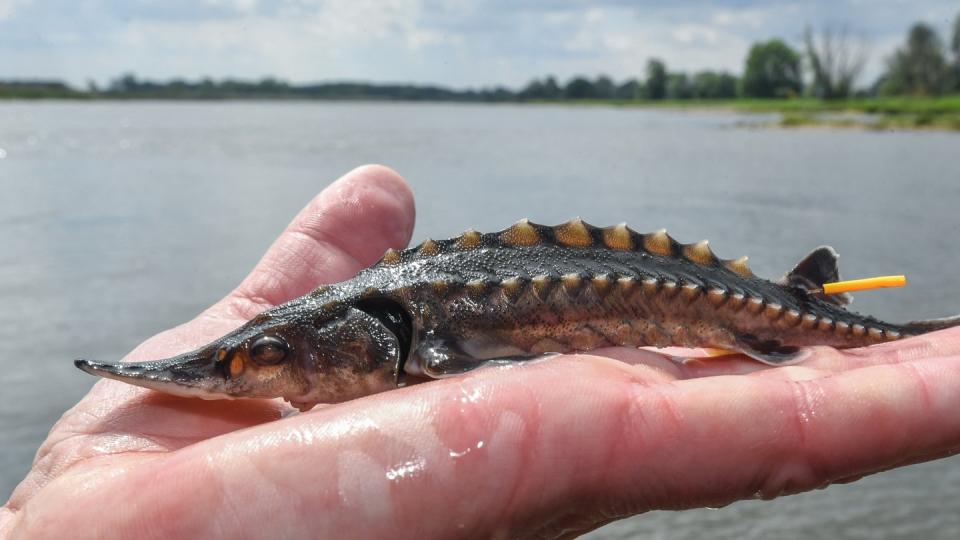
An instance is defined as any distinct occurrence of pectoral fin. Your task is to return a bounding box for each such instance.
[735,334,805,365]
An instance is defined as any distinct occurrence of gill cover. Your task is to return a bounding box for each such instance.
[294,304,409,408]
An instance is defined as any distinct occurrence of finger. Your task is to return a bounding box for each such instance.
[803,327,960,371]
[19,353,960,539]
[124,164,415,359]
[595,348,827,381]
[714,327,960,377]
[558,348,776,381]
[627,327,960,380]
[88,164,414,418]
[222,163,415,319]
[22,168,413,492]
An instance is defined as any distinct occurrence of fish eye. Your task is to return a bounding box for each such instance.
[249,335,289,365]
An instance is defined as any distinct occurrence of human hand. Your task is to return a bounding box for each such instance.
[3,165,960,539]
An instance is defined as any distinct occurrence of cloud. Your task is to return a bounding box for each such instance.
[671,25,721,46]
[0,0,31,21]
[711,8,769,29]
[203,0,259,14]
[0,0,957,88]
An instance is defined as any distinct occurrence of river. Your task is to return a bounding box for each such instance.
[1,101,958,538]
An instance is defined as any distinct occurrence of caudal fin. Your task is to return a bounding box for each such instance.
[901,315,960,335]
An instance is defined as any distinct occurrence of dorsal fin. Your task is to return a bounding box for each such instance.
[779,246,852,306]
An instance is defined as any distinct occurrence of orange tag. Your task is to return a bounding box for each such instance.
[822,275,906,295]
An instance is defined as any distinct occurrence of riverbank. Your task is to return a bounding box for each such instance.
[3,90,958,130]
[537,96,960,131]
[777,111,960,131]
[737,96,960,131]
[5,102,959,537]
[596,95,960,131]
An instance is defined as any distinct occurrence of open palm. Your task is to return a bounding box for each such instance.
[3,165,960,539]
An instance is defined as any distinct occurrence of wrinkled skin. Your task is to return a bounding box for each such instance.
[4,165,960,539]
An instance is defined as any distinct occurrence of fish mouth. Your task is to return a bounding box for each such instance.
[74,352,231,400]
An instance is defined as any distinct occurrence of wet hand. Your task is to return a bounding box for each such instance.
[4,165,960,539]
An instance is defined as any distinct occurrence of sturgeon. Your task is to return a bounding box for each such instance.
[76,219,960,411]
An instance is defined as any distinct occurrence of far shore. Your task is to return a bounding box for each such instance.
[527,96,960,131]
[2,93,958,131]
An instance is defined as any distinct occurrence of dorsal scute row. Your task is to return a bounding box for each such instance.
[376,218,755,278]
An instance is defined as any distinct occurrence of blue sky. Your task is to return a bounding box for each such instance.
[1,1,957,89]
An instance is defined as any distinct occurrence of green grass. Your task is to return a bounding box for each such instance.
[3,89,958,130]
[774,110,960,131]
[542,95,960,131]
[730,95,960,115]
[534,95,960,114]
[0,88,86,99]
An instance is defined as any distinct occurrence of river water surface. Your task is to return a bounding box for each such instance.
[1,102,959,538]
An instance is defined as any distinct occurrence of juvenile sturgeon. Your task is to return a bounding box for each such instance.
[76,220,960,411]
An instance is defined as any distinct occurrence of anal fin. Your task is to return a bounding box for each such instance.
[701,348,739,358]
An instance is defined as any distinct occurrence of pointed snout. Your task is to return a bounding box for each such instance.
[74,350,230,400]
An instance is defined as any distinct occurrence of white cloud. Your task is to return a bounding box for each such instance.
[203,0,258,14]
[671,24,721,45]
[80,0,456,82]
[0,0,31,21]
[584,7,605,24]
[406,29,460,50]
[602,33,639,52]
[0,0,957,88]
[711,8,769,29]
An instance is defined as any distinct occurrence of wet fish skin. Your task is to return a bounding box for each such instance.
[75,219,959,411]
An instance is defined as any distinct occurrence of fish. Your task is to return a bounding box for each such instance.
[75,219,960,411]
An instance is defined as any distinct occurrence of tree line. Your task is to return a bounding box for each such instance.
[2,13,959,101]
[520,14,960,101]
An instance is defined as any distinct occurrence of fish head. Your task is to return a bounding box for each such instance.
[75,296,412,410]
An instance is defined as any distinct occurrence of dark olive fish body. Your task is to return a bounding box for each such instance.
[76,220,960,411]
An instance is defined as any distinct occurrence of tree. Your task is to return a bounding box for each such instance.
[804,25,869,99]
[666,73,692,99]
[880,23,950,96]
[484,86,513,102]
[742,40,803,98]
[593,75,616,99]
[564,77,595,99]
[109,72,141,93]
[692,71,739,99]
[951,13,960,90]
[952,13,960,62]
[542,76,562,99]
[518,78,547,100]
[644,59,667,100]
[615,79,642,99]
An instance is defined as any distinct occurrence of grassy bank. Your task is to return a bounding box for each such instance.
[729,95,960,115]
[778,111,960,131]
[535,95,960,131]
[3,89,958,130]
[0,88,86,99]
[529,95,960,112]
[735,96,960,131]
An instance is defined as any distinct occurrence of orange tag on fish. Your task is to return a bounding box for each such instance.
[821,275,906,295]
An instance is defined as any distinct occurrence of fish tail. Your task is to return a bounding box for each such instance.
[901,315,960,336]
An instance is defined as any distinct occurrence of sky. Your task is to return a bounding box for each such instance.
[0,0,957,90]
